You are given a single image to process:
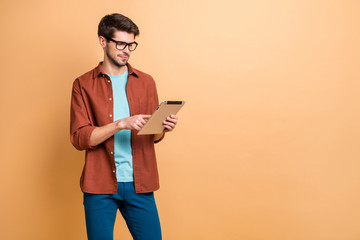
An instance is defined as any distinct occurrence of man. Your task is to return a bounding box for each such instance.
[70,13,178,240]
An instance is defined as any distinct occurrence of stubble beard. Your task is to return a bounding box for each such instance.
[106,48,129,68]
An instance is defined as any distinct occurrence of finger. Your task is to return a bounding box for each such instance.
[163,121,175,128]
[132,116,146,126]
[140,114,151,119]
[131,119,142,129]
[134,121,142,130]
[170,114,178,120]
[138,118,147,125]
[163,124,173,132]
[166,117,177,124]
[167,114,178,121]
[137,119,147,127]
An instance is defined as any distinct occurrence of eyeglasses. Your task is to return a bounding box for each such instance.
[104,36,138,51]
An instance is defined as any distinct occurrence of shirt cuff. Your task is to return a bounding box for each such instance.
[154,132,165,143]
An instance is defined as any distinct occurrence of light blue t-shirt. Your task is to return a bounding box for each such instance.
[109,69,133,182]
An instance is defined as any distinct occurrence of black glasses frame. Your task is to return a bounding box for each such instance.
[104,36,138,51]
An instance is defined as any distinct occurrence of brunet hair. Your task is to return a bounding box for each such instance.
[98,13,140,38]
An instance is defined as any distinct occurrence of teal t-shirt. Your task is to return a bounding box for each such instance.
[109,69,133,182]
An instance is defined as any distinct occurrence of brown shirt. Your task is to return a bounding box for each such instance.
[70,62,163,194]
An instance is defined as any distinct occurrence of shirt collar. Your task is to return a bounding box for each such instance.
[93,62,139,78]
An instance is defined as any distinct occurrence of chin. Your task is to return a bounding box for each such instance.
[117,59,128,66]
[112,60,127,68]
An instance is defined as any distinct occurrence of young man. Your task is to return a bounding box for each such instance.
[70,13,178,240]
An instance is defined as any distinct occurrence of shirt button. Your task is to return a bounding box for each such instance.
[109,114,112,117]
[109,98,112,101]
[113,170,116,173]
[110,151,113,155]
[107,80,111,83]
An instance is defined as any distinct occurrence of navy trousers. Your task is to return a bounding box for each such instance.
[83,182,162,240]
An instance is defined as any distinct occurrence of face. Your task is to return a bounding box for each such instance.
[101,31,135,68]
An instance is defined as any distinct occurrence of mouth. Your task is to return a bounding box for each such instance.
[118,55,129,60]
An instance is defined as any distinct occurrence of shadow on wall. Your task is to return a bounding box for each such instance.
[41,110,87,239]
[40,96,135,240]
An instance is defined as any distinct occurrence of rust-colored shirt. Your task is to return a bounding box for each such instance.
[70,62,163,194]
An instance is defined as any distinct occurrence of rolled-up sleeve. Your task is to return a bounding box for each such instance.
[70,79,96,150]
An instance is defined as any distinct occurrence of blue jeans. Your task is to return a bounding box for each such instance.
[83,182,162,240]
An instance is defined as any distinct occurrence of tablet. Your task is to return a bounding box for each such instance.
[137,101,185,135]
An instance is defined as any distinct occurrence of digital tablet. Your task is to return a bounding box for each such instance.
[137,101,185,135]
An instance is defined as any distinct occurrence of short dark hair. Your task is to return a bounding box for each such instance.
[98,13,140,38]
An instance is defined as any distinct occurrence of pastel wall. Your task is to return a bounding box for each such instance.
[1,0,359,239]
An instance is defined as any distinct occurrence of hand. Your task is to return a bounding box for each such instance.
[163,114,178,132]
[117,114,151,131]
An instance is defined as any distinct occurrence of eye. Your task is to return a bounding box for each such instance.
[117,42,127,47]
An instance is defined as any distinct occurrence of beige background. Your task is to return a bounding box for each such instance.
[1,0,360,239]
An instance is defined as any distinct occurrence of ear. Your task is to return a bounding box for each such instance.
[99,36,107,48]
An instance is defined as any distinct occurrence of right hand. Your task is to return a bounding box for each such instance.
[116,114,151,131]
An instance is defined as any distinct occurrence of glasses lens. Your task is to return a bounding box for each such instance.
[128,43,137,51]
[116,42,127,50]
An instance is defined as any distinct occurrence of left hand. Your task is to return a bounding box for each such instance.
[163,114,178,132]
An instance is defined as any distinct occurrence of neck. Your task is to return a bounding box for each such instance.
[102,59,128,76]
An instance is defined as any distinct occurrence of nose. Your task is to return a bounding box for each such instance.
[122,45,130,53]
